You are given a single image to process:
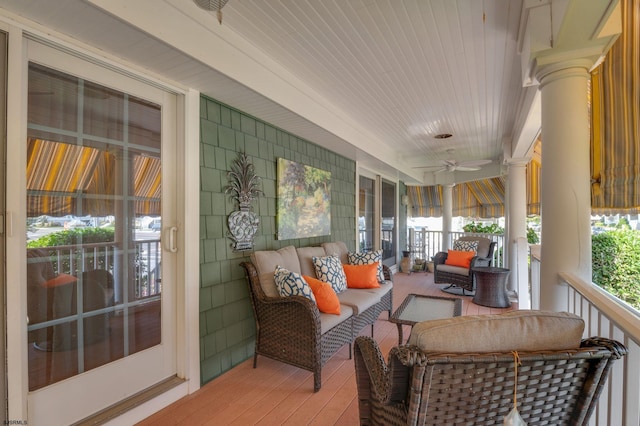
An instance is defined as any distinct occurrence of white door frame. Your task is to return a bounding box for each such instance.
[4,22,200,424]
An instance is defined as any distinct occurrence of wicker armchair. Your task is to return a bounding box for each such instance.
[433,236,496,294]
[354,311,627,425]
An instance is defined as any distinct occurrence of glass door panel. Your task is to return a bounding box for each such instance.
[26,63,162,390]
[359,176,375,252]
[381,179,396,266]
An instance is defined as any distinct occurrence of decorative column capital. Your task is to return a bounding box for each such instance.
[518,0,622,87]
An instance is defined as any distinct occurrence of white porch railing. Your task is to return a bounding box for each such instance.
[530,251,640,425]
[408,229,506,267]
[27,239,162,300]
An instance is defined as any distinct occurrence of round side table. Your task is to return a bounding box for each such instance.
[472,267,511,308]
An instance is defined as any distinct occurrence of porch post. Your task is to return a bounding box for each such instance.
[507,161,528,304]
[536,61,593,311]
[442,184,453,251]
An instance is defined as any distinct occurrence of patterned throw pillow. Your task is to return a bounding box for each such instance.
[274,266,316,302]
[347,250,385,283]
[453,240,478,253]
[312,255,348,294]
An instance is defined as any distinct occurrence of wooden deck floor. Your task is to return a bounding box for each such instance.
[137,271,515,425]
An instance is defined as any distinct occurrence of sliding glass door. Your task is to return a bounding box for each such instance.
[24,40,178,425]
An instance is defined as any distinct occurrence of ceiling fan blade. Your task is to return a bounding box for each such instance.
[454,166,481,172]
[411,165,443,170]
[433,167,449,174]
[458,159,492,167]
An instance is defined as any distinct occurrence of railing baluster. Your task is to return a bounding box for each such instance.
[27,239,161,301]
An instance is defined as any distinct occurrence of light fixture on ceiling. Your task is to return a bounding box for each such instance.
[434,133,453,139]
[193,0,230,24]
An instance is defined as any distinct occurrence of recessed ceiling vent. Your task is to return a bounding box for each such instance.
[434,133,453,139]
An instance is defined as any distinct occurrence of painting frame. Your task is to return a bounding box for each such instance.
[277,158,331,240]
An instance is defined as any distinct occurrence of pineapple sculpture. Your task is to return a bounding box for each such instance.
[225,151,263,251]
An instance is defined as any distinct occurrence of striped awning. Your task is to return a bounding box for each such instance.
[409,179,505,219]
[590,0,640,215]
[27,138,161,217]
[408,141,541,219]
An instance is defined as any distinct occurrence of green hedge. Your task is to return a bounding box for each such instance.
[592,230,640,310]
[27,227,114,248]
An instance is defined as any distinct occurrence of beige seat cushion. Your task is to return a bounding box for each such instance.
[321,241,349,265]
[435,264,470,275]
[408,310,584,353]
[337,289,380,315]
[296,247,327,277]
[250,246,301,298]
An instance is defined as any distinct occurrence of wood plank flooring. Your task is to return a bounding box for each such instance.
[137,271,515,425]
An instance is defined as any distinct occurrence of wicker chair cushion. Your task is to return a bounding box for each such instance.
[312,255,348,293]
[274,266,316,302]
[250,246,301,297]
[456,236,491,258]
[297,247,328,277]
[408,310,584,352]
[321,241,349,264]
[347,250,385,283]
[435,264,470,275]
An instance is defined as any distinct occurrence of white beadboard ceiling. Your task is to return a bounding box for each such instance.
[0,0,538,184]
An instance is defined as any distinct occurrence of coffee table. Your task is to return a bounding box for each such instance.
[389,294,463,344]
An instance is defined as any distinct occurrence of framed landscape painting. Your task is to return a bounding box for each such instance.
[277,158,331,240]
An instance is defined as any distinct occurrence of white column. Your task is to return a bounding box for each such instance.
[507,161,529,307]
[442,184,453,251]
[537,60,593,312]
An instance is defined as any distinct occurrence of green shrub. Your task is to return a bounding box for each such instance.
[592,230,640,310]
[27,227,116,277]
[27,227,114,248]
[462,222,504,234]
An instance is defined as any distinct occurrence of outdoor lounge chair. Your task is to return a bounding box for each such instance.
[354,310,627,425]
[433,236,496,294]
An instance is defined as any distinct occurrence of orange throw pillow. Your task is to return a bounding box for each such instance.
[444,250,476,268]
[303,275,341,315]
[342,263,381,289]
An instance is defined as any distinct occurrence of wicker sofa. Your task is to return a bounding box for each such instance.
[354,310,627,425]
[240,241,393,392]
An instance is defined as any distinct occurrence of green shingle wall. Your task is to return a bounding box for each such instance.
[199,95,356,385]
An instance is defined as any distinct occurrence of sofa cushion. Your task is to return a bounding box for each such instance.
[274,266,316,302]
[343,263,381,289]
[312,255,347,293]
[348,250,385,283]
[320,305,353,335]
[445,249,475,268]
[251,246,301,297]
[408,310,585,353]
[297,246,327,277]
[304,275,341,315]
[360,280,393,299]
[337,289,380,315]
[321,241,349,265]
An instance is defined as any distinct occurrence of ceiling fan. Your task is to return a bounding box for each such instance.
[413,149,491,173]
